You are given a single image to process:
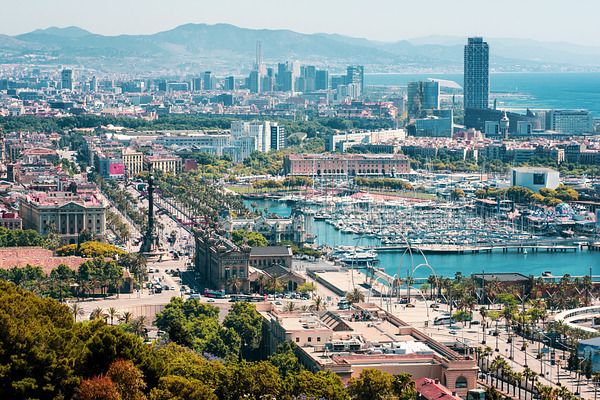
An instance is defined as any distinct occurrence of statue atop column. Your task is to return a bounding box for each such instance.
[139,173,163,256]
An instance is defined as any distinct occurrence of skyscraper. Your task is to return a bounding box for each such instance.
[464,37,489,111]
[249,70,261,93]
[315,70,329,90]
[407,81,439,118]
[346,66,364,95]
[61,69,73,91]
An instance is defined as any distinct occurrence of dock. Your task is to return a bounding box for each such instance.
[369,242,580,254]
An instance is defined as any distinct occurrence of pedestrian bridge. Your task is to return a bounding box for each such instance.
[555,305,600,333]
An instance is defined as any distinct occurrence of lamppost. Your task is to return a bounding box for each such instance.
[557,359,562,386]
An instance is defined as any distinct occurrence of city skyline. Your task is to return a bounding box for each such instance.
[3,0,600,47]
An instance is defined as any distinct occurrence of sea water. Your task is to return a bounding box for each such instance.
[365,72,600,117]
[246,199,600,280]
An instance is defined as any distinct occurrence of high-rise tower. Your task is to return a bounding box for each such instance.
[464,37,489,111]
[61,68,73,91]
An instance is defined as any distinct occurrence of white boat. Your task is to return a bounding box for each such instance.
[340,250,379,266]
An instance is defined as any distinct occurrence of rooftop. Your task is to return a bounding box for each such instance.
[250,246,292,257]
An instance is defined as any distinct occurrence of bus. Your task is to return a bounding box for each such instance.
[203,289,226,299]
[434,316,455,325]
[230,294,266,302]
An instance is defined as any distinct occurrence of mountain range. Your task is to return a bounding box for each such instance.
[2,23,600,74]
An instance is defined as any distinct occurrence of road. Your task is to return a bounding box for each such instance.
[390,298,597,399]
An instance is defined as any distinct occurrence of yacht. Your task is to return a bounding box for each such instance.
[340,250,379,266]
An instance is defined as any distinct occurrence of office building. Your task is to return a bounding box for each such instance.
[224,76,235,91]
[193,77,203,91]
[89,76,98,92]
[464,37,489,111]
[203,71,215,91]
[270,124,286,150]
[467,108,540,132]
[484,121,500,137]
[407,81,440,118]
[315,70,329,90]
[545,110,593,134]
[510,167,560,191]
[231,120,273,153]
[249,70,261,93]
[346,66,364,95]
[61,69,73,91]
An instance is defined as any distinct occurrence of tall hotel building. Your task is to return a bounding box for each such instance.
[464,37,489,111]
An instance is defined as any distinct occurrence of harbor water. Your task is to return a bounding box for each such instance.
[246,199,600,280]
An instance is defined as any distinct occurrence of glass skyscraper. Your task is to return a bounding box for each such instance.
[464,37,489,111]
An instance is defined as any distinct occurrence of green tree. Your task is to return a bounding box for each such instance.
[149,375,217,400]
[223,302,263,354]
[268,341,302,378]
[285,370,350,400]
[231,230,268,247]
[348,368,393,400]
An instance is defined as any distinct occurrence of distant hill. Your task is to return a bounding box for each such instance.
[2,24,600,74]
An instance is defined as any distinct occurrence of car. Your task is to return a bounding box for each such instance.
[163,285,170,290]
[449,330,458,335]
[430,304,439,308]
[406,304,415,308]
[274,301,282,305]
[471,320,480,325]
[189,293,201,299]
[207,299,215,303]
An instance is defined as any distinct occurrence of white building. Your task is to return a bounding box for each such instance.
[510,167,560,191]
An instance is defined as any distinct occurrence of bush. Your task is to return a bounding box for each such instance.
[56,242,126,258]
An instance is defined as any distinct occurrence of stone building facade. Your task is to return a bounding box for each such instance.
[19,191,106,244]
[193,227,251,292]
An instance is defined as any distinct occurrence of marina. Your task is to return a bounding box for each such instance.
[245,197,600,280]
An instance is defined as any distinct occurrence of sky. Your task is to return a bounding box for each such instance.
[3,0,600,46]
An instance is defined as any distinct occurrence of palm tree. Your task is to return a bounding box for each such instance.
[90,307,106,321]
[346,288,365,304]
[283,302,296,312]
[310,296,326,311]
[490,356,503,389]
[482,346,493,383]
[107,307,120,326]
[255,274,267,295]
[515,371,524,399]
[71,303,85,322]
[523,367,536,400]
[428,275,437,300]
[120,311,133,324]
[129,317,147,338]
[227,274,242,294]
[392,373,416,399]
[266,274,283,294]
[480,306,488,344]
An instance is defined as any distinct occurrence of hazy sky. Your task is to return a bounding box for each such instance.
[3,0,600,46]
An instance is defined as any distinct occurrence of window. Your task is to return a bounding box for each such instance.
[455,377,468,389]
[295,337,299,343]
[308,337,312,342]
[317,337,321,342]
[533,173,546,185]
